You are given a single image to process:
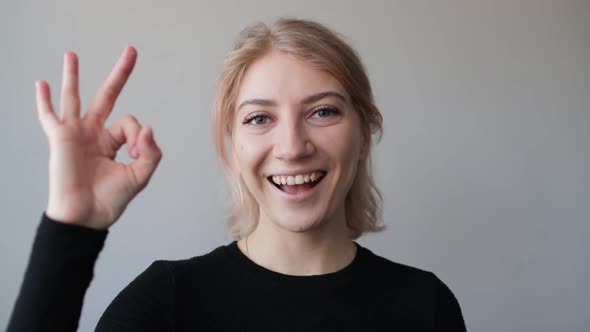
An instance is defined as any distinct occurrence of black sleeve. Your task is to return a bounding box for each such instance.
[94,261,175,331]
[7,213,108,332]
[434,275,467,331]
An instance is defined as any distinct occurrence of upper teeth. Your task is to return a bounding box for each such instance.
[271,171,323,186]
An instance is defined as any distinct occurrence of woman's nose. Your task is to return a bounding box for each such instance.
[272,119,314,161]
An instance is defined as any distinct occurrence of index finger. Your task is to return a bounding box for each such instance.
[85,46,138,125]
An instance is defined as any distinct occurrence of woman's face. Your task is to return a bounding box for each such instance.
[232,50,368,234]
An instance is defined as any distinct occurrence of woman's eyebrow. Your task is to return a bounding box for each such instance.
[301,91,347,105]
[237,91,347,111]
[237,98,277,111]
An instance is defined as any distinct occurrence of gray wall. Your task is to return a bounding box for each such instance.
[1,0,589,331]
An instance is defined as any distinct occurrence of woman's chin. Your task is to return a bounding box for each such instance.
[270,213,327,234]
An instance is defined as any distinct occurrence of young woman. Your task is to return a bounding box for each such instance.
[8,19,466,331]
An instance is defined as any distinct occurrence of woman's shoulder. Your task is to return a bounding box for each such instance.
[359,244,435,278]
[359,245,466,330]
[358,244,452,293]
[145,242,240,281]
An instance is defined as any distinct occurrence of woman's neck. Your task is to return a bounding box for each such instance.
[238,215,357,276]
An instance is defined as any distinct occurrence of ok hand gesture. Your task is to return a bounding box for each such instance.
[36,47,162,230]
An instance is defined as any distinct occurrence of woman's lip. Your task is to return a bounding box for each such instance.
[267,174,325,202]
[267,170,326,177]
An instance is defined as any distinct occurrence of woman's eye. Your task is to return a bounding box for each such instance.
[245,114,270,125]
[311,107,338,118]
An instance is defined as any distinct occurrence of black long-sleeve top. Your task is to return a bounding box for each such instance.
[7,213,467,331]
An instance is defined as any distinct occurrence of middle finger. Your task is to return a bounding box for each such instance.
[60,51,81,121]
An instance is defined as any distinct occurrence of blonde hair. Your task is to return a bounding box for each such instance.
[214,18,385,240]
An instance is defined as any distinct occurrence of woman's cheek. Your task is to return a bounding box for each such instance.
[237,138,268,168]
[317,126,361,158]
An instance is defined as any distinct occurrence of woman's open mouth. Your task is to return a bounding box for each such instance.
[267,170,326,195]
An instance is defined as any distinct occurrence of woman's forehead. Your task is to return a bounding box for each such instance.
[236,50,348,107]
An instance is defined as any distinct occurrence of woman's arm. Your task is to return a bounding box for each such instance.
[7,214,107,331]
[7,215,174,332]
[8,47,162,331]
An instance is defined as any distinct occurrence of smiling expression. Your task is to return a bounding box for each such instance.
[231,50,368,234]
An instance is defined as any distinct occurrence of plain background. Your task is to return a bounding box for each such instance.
[1,0,589,331]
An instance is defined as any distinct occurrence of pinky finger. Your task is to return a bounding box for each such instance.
[35,81,59,134]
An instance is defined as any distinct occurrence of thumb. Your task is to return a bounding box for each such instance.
[130,126,162,190]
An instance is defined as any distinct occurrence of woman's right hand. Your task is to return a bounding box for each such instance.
[37,47,162,230]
